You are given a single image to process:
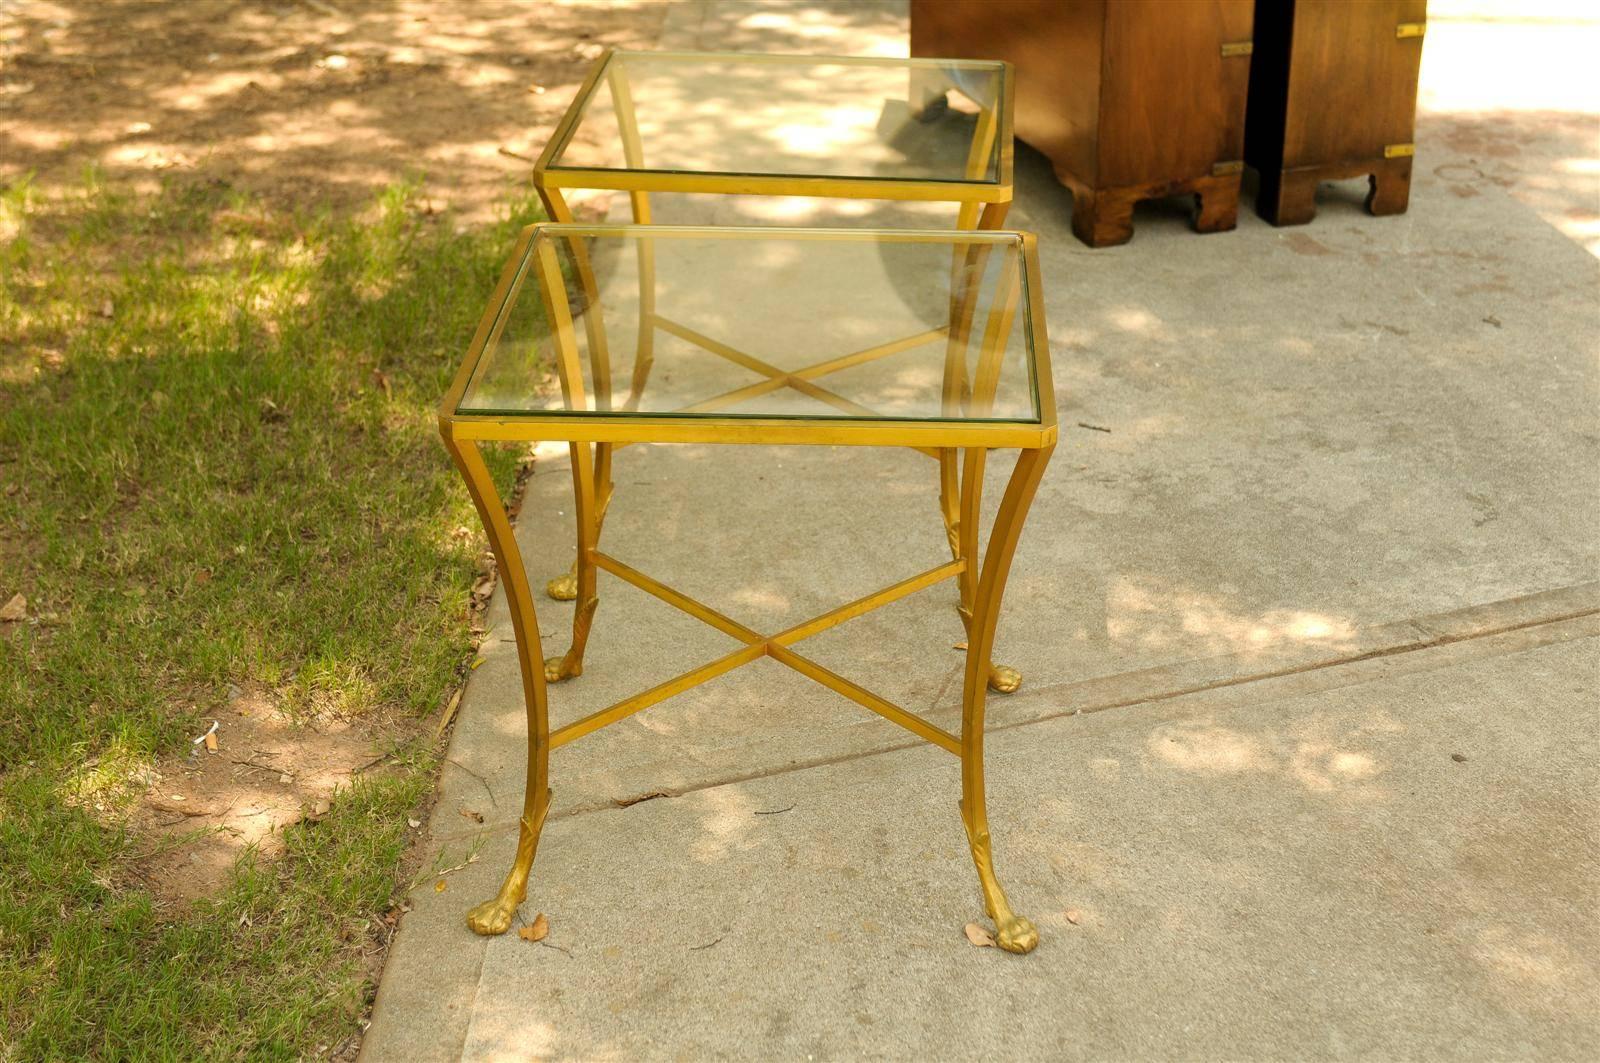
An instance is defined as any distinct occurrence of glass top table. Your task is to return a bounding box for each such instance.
[444,224,1054,448]
[440,223,1057,954]
[534,49,1014,205]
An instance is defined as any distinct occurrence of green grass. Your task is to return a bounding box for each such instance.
[0,169,538,1058]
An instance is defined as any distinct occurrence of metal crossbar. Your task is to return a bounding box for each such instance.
[646,315,950,460]
[548,551,966,753]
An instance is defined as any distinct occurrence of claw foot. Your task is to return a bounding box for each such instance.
[994,915,1038,954]
[987,665,1022,694]
[546,570,578,601]
[466,893,521,936]
[544,654,582,683]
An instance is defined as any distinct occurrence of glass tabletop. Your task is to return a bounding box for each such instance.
[542,50,1010,188]
[454,225,1044,428]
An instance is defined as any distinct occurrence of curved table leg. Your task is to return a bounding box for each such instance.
[956,447,1023,694]
[538,185,617,607]
[545,443,615,604]
[959,444,1052,954]
[544,440,602,683]
[938,200,1009,580]
[443,436,553,937]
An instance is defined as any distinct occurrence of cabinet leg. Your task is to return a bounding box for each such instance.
[1258,168,1319,227]
[1070,188,1135,248]
[1366,159,1413,216]
[1192,175,1241,234]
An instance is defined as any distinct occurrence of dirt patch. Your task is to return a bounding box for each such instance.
[0,0,669,218]
[127,689,393,908]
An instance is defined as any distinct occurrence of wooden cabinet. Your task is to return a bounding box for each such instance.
[1244,0,1427,226]
[910,0,1256,248]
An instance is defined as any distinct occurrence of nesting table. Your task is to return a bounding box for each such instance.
[440,223,1056,953]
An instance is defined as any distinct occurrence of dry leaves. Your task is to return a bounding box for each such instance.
[1064,908,1083,926]
[963,922,995,948]
[458,807,485,825]
[518,912,549,943]
[0,593,27,622]
[434,879,447,893]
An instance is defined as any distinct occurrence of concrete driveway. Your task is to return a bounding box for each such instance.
[363,3,1600,1059]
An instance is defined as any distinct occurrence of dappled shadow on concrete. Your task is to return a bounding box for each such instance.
[0,0,668,218]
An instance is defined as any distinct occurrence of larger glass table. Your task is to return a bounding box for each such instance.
[440,223,1057,954]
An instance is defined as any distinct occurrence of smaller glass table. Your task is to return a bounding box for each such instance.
[440,224,1056,954]
[538,49,1013,213]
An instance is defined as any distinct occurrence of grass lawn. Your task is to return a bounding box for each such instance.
[0,169,538,1058]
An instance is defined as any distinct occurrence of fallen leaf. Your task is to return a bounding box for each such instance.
[149,798,214,817]
[459,807,485,824]
[433,687,464,739]
[0,594,26,622]
[1064,908,1083,925]
[614,790,671,808]
[952,640,967,651]
[313,799,332,817]
[518,912,549,943]
[434,879,447,893]
[407,817,422,829]
[470,656,485,670]
[963,922,995,948]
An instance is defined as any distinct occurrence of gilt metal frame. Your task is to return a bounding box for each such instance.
[440,223,1057,954]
